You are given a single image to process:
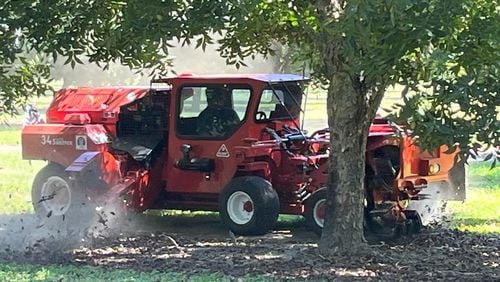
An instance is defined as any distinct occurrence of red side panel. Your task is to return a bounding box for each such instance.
[400,137,465,200]
[22,124,110,167]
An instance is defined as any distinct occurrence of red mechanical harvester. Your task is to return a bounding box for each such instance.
[22,74,465,236]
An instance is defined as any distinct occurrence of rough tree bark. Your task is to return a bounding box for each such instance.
[319,17,386,253]
[318,69,386,255]
[319,72,368,254]
[313,0,388,256]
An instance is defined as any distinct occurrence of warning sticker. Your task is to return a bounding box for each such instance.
[216,144,230,158]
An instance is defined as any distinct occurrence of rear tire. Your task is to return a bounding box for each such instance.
[219,176,279,235]
[305,188,327,236]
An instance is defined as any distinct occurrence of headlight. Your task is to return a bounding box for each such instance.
[429,163,440,174]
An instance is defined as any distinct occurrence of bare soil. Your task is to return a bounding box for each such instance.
[0,212,498,281]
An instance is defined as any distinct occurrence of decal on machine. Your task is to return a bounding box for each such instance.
[40,135,73,146]
[75,135,88,150]
[216,144,230,158]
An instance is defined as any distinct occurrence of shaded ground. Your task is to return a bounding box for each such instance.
[0,212,498,281]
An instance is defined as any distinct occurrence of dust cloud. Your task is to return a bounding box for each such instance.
[54,41,279,88]
[407,180,465,225]
[0,214,80,263]
[0,194,134,263]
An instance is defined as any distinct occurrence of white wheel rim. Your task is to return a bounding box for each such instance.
[313,199,326,228]
[40,176,71,216]
[227,191,254,225]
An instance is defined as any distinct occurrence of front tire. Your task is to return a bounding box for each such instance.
[219,176,279,235]
[305,188,327,236]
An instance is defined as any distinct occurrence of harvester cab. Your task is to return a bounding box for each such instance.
[21,73,465,237]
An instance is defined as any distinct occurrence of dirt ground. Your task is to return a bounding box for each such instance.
[0,212,498,281]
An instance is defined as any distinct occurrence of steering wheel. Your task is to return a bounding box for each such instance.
[255,111,267,120]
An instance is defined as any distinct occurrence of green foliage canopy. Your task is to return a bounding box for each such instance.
[0,0,497,170]
[391,1,499,163]
[218,0,499,160]
[0,0,229,114]
[2,1,497,159]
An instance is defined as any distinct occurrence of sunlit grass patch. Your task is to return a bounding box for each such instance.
[302,99,327,121]
[0,127,22,145]
[144,210,304,229]
[277,214,304,228]
[0,262,232,282]
[466,161,499,188]
[446,162,499,233]
[0,151,44,214]
[447,187,500,233]
[144,210,219,224]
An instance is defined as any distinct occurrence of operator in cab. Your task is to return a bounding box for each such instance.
[196,87,240,137]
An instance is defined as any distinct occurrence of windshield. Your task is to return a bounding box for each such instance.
[256,82,303,121]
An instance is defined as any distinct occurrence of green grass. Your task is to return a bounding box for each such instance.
[0,263,234,282]
[146,207,304,228]
[0,127,22,145]
[446,162,500,233]
[302,84,403,117]
[0,151,44,213]
[302,99,327,121]
[447,188,500,233]
[466,161,499,188]
[0,126,39,214]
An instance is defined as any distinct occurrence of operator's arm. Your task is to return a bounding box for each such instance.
[196,107,215,136]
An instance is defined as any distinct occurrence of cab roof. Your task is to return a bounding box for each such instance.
[157,73,309,84]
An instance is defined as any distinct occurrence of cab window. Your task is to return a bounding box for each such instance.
[177,85,251,138]
[256,82,303,121]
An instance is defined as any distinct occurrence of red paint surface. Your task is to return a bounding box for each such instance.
[22,74,463,216]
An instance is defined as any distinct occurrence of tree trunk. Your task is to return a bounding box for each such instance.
[313,0,387,256]
[318,71,381,255]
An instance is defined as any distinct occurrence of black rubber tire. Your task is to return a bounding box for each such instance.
[304,188,327,236]
[32,164,95,229]
[404,210,423,235]
[219,176,279,236]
